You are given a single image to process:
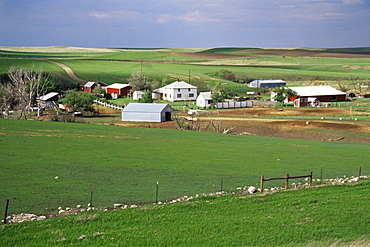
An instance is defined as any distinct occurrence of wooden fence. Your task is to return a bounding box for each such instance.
[94,100,124,111]
[260,172,313,192]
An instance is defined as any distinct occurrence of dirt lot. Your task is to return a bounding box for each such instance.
[113,107,370,144]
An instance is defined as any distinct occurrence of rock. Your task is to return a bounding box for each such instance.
[247,186,257,193]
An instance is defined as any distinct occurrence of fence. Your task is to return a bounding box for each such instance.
[215,101,252,109]
[1,167,366,224]
[94,99,124,111]
[260,172,313,192]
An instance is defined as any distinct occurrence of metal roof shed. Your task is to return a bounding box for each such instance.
[122,103,175,122]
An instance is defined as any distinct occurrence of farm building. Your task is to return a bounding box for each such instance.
[196,92,213,108]
[36,92,59,108]
[250,79,286,88]
[153,81,197,102]
[79,81,107,93]
[271,85,346,106]
[106,83,132,99]
[133,91,145,101]
[122,103,175,122]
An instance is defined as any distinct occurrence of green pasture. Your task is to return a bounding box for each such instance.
[1,179,369,246]
[0,119,369,216]
[1,47,369,88]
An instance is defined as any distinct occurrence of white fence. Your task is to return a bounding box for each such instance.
[94,100,124,111]
[215,101,252,109]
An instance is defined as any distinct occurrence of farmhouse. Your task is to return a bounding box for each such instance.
[196,92,213,108]
[79,81,107,93]
[36,92,59,108]
[122,103,175,122]
[250,79,286,88]
[153,81,198,102]
[106,83,132,99]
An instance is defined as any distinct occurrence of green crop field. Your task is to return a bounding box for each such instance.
[1,46,369,90]
[0,119,369,216]
[1,179,369,246]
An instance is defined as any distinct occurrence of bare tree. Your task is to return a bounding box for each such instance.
[2,66,49,119]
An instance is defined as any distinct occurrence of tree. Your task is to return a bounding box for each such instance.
[273,87,298,106]
[0,66,49,119]
[138,91,153,103]
[128,72,151,91]
[63,90,95,112]
[211,81,234,103]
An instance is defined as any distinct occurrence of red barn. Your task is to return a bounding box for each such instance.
[79,81,107,93]
[106,83,132,99]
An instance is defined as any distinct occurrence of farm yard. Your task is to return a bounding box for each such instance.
[1,46,370,246]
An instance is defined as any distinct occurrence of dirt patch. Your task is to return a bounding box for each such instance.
[113,107,370,143]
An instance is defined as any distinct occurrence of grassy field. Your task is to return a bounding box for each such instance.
[1,179,369,246]
[0,119,369,216]
[1,47,369,90]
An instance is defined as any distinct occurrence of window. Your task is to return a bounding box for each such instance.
[178,89,181,92]
[188,89,191,91]
[177,94,182,98]
[331,95,337,101]
[189,93,194,97]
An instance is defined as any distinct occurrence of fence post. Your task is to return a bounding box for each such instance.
[320,169,323,184]
[309,171,313,186]
[285,173,289,189]
[220,179,223,192]
[155,181,159,204]
[358,167,362,180]
[3,199,9,224]
[260,175,264,192]
[90,191,93,207]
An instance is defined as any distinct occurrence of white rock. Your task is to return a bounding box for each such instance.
[114,203,122,207]
[247,186,257,193]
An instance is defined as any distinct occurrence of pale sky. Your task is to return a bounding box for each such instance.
[1,0,369,48]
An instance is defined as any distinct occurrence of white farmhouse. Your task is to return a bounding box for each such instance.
[196,92,213,108]
[154,81,197,102]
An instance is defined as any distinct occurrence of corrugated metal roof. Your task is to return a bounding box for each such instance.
[162,81,197,89]
[288,86,346,97]
[84,81,95,87]
[122,103,173,113]
[37,92,59,101]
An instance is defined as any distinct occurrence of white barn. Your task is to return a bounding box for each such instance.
[122,103,175,122]
[196,92,213,108]
[154,81,198,102]
[250,79,286,88]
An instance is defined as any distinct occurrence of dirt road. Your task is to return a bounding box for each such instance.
[40,60,85,82]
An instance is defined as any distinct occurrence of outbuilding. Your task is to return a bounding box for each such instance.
[79,81,107,93]
[196,92,213,108]
[250,79,286,88]
[133,91,145,101]
[37,92,59,108]
[288,85,346,103]
[106,83,132,99]
[122,103,175,122]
